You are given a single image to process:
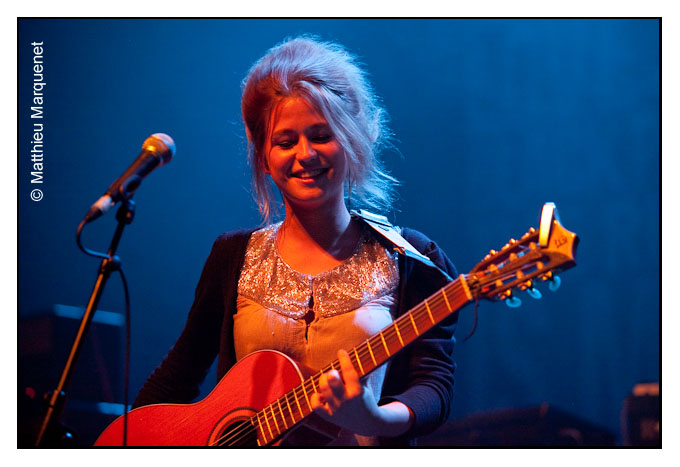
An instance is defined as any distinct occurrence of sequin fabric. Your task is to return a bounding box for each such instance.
[237,222,399,319]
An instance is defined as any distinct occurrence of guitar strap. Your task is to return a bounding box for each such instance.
[350,209,453,281]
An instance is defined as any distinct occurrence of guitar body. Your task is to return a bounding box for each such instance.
[95,351,311,446]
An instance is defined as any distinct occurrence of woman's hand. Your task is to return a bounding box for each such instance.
[310,349,414,437]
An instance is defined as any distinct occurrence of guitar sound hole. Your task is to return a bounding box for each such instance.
[213,420,258,447]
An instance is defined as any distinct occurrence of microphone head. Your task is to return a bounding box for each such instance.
[143,133,176,165]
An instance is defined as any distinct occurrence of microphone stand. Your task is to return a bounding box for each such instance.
[35,199,135,447]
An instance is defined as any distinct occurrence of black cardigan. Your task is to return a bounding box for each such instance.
[134,226,458,445]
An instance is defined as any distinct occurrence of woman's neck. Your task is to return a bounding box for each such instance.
[281,201,354,249]
[276,200,361,273]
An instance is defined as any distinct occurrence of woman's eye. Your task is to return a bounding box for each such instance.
[312,134,332,143]
[276,140,295,149]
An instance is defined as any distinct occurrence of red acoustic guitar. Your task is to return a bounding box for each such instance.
[95,203,578,446]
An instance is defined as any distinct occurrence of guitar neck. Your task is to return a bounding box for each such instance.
[252,274,473,445]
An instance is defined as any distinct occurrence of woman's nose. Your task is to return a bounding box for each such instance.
[297,137,317,161]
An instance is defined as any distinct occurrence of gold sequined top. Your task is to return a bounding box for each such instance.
[237,222,400,319]
[234,222,401,445]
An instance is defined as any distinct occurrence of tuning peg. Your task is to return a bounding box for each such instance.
[505,295,522,308]
[548,275,561,292]
[526,287,542,299]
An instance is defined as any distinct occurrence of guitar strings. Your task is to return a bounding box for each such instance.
[214,421,256,446]
[211,281,470,446]
[211,281,472,446]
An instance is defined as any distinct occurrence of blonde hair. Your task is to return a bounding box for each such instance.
[241,35,398,222]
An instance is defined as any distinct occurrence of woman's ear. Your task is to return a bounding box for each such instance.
[261,153,271,175]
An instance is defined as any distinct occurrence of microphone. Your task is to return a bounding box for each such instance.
[85,133,175,222]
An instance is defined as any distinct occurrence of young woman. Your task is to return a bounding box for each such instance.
[133,36,458,446]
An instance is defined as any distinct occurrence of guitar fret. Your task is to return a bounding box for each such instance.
[310,376,318,393]
[459,275,473,300]
[251,418,263,446]
[441,289,452,311]
[256,413,268,444]
[424,300,435,324]
[262,408,274,440]
[353,348,365,375]
[277,399,289,430]
[394,321,405,347]
[366,339,377,366]
[379,331,391,356]
[386,329,401,348]
[301,382,312,412]
[286,395,296,423]
[293,389,303,418]
[409,312,420,335]
[268,405,280,435]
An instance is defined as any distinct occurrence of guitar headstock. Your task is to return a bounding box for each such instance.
[467,203,579,306]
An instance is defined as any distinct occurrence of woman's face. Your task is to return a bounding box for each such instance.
[264,97,347,213]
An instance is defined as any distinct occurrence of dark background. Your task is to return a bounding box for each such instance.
[18,18,659,445]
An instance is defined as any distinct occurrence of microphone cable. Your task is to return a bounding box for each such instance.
[118,267,131,447]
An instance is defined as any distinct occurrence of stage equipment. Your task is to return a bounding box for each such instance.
[19,305,124,446]
[621,382,659,446]
[419,404,616,446]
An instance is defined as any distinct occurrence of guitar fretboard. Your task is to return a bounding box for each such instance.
[250,274,472,446]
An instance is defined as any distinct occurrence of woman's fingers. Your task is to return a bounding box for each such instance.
[325,369,345,402]
[310,389,325,412]
[337,349,362,398]
[312,349,363,415]
[309,349,386,435]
